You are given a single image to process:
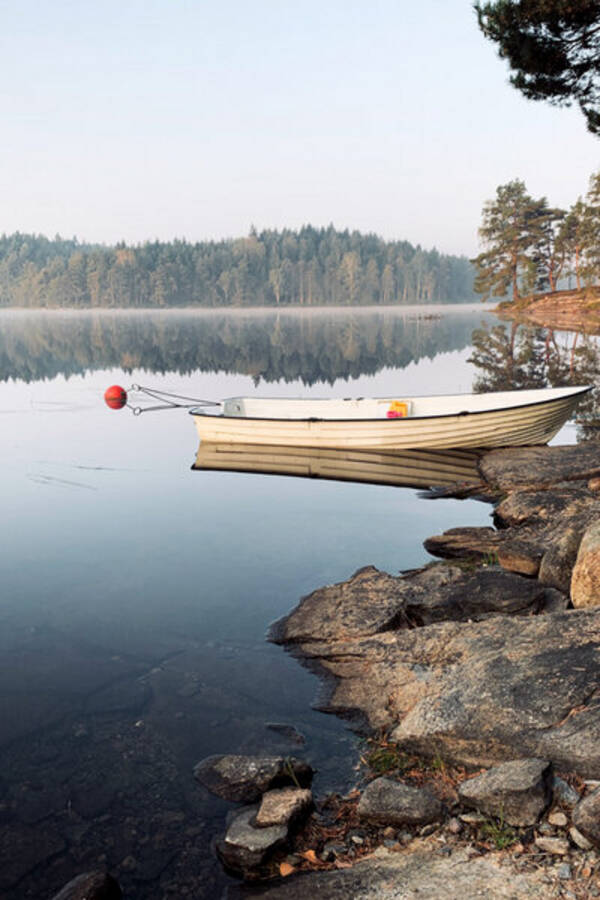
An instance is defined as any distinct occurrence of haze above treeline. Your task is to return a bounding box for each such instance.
[0,227,476,309]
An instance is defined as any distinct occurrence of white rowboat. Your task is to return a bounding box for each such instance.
[190,385,590,450]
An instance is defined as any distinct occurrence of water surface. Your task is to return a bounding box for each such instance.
[1,304,577,898]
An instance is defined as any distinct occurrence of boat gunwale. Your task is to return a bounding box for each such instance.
[189,385,592,424]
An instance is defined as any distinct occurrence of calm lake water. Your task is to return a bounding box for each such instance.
[0,304,583,898]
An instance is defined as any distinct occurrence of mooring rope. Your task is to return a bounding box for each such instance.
[127,384,221,416]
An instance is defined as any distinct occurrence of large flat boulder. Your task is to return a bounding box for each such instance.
[274,605,600,776]
[270,563,556,647]
[224,845,550,898]
[480,444,600,491]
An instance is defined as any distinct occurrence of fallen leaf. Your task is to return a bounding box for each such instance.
[279,862,295,877]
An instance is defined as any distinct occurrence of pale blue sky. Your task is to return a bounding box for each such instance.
[1,0,598,254]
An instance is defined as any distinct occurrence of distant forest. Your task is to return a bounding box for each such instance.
[0,228,476,308]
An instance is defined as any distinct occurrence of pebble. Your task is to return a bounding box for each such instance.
[321,842,346,861]
[120,855,137,871]
[548,811,568,827]
[538,823,555,835]
[569,826,593,850]
[350,835,364,845]
[552,776,580,809]
[383,839,399,849]
[447,817,462,835]
[399,831,412,844]
[382,826,396,840]
[557,863,572,880]
[535,836,570,855]
[460,812,487,825]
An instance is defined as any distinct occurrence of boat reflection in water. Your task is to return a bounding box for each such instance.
[192,443,485,494]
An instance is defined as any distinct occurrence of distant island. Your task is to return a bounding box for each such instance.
[0,227,475,309]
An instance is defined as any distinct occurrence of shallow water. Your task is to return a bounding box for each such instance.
[0,304,563,897]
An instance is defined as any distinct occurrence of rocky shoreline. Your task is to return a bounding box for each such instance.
[495,287,600,333]
[53,440,600,898]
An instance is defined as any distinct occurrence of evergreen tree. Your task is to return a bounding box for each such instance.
[472,180,545,301]
[475,1,600,134]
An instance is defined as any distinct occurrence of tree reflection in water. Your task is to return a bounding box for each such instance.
[469,323,600,441]
[0,310,479,385]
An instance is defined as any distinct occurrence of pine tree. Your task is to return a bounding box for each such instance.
[472,180,545,301]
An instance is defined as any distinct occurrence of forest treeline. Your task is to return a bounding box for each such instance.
[473,170,600,302]
[0,227,476,308]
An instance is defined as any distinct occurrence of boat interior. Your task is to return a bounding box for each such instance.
[213,386,588,421]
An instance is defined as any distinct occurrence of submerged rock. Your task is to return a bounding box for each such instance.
[51,872,122,900]
[217,806,288,873]
[458,758,552,826]
[193,755,313,803]
[265,723,306,745]
[357,777,442,827]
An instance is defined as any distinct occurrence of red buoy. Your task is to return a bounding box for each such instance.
[104,384,127,410]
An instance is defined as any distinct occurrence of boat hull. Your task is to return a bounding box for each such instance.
[191,391,583,450]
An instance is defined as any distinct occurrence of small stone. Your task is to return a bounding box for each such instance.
[573,787,600,847]
[119,856,137,871]
[459,812,487,825]
[255,788,312,828]
[535,836,570,855]
[553,776,580,809]
[458,758,552,827]
[557,863,572,880]
[588,477,600,492]
[447,817,462,835]
[321,842,346,861]
[569,826,593,850]
[382,826,396,839]
[548,811,568,827]
[350,835,364,845]
[357,777,442,827]
[538,823,555,835]
[399,831,412,844]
